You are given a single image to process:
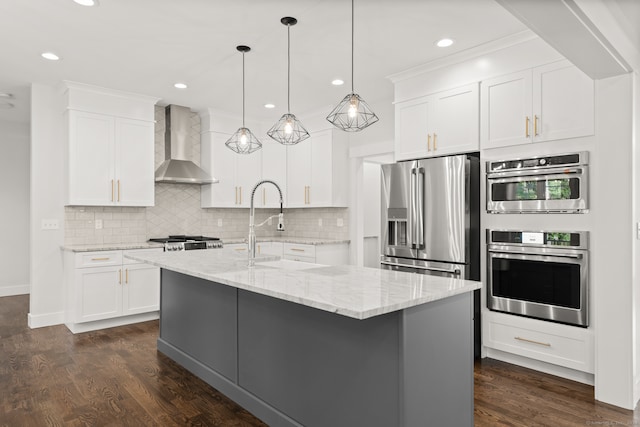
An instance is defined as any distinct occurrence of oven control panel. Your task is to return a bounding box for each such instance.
[488,230,588,249]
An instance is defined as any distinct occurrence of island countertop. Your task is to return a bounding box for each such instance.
[126,248,481,320]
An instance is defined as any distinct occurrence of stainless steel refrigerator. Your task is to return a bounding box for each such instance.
[380,153,481,356]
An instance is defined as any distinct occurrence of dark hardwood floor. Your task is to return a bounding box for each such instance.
[1,294,639,426]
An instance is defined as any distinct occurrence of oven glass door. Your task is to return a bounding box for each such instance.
[490,175,580,203]
[491,256,580,308]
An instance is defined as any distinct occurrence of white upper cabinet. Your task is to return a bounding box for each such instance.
[481,60,594,149]
[260,139,288,208]
[395,83,479,161]
[63,82,158,207]
[201,131,262,208]
[286,129,349,208]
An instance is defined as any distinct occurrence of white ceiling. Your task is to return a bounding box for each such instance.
[0,0,532,124]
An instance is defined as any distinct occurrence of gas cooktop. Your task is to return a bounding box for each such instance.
[149,235,223,251]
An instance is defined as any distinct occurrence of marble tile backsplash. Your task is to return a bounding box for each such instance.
[64,105,349,245]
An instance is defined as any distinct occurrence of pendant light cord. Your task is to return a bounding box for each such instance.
[287,24,291,113]
[242,51,246,127]
[351,0,354,94]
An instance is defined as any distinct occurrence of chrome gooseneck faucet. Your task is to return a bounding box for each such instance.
[248,180,284,267]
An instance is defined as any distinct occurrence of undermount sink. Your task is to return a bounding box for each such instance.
[255,259,323,271]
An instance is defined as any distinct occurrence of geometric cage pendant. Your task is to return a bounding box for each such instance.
[326,92,379,132]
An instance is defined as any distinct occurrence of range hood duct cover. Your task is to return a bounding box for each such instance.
[155,104,218,184]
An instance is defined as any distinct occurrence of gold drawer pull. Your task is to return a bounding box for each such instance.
[117,179,121,202]
[525,116,530,138]
[91,257,110,261]
[515,336,551,347]
[235,247,246,252]
[290,248,306,252]
[433,133,437,150]
[125,269,129,284]
[534,115,539,136]
[427,134,431,151]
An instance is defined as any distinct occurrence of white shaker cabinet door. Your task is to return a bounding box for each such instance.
[202,132,237,207]
[394,96,432,161]
[532,60,594,143]
[115,118,155,206]
[235,149,262,208]
[122,263,160,315]
[286,141,312,207]
[67,111,115,205]
[75,265,122,323]
[432,83,479,156]
[480,70,532,149]
[261,140,287,208]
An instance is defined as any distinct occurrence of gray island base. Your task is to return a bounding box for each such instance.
[158,269,473,427]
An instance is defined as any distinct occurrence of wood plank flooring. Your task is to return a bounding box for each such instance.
[2,294,639,426]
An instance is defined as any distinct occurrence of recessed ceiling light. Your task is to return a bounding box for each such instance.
[174,83,188,89]
[41,52,60,61]
[0,93,13,98]
[264,103,275,109]
[331,79,344,86]
[73,0,98,6]
[436,38,454,48]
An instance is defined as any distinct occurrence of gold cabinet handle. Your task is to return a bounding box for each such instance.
[239,187,242,205]
[235,187,238,205]
[525,116,530,138]
[307,186,310,205]
[111,179,114,202]
[534,115,539,136]
[433,133,437,151]
[234,247,246,252]
[427,134,431,151]
[91,257,110,261]
[117,179,121,202]
[118,269,122,285]
[257,245,261,255]
[515,336,551,347]
[125,268,128,284]
[291,248,306,252]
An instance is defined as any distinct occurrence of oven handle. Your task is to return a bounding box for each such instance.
[487,167,583,180]
[489,250,584,261]
[381,261,461,275]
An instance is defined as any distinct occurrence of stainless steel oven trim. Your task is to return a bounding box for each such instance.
[486,245,589,327]
[486,151,589,173]
[486,152,589,214]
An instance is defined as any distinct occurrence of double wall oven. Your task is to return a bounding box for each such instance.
[487,230,589,327]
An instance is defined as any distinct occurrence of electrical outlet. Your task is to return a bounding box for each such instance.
[337,218,344,227]
[95,219,103,230]
[41,219,59,230]
[217,219,223,227]
[318,218,323,227]
[268,217,273,226]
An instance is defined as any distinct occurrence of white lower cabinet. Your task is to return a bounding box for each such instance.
[483,311,594,374]
[65,248,161,332]
[283,242,349,265]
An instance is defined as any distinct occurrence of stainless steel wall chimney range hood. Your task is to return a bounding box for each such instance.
[155,104,218,184]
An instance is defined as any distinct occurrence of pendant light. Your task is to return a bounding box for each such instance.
[326,0,379,132]
[267,17,310,145]
[225,45,262,154]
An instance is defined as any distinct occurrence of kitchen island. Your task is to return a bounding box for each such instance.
[126,249,481,427]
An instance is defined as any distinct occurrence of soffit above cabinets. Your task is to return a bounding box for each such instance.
[495,0,633,79]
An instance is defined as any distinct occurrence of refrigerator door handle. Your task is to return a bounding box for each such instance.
[410,168,417,249]
[416,167,425,250]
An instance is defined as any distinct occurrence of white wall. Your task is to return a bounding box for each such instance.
[0,119,30,296]
[29,83,65,328]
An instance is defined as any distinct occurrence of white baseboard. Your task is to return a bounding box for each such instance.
[28,311,65,328]
[65,312,159,334]
[485,348,595,385]
[0,284,30,297]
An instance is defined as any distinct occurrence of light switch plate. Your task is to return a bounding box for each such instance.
[318,218,323,227]
[337,218,344,227]
[217,219,223,227]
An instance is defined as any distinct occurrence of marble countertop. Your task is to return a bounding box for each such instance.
[125,249,481,320]
[62,242,165,252]
[223,237,350,245]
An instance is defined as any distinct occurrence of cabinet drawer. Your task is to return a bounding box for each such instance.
[485,315,593,373]
[283,254,316,263]
[283,243,316,259]
[123,248,163,265]
[76,251,122,268]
